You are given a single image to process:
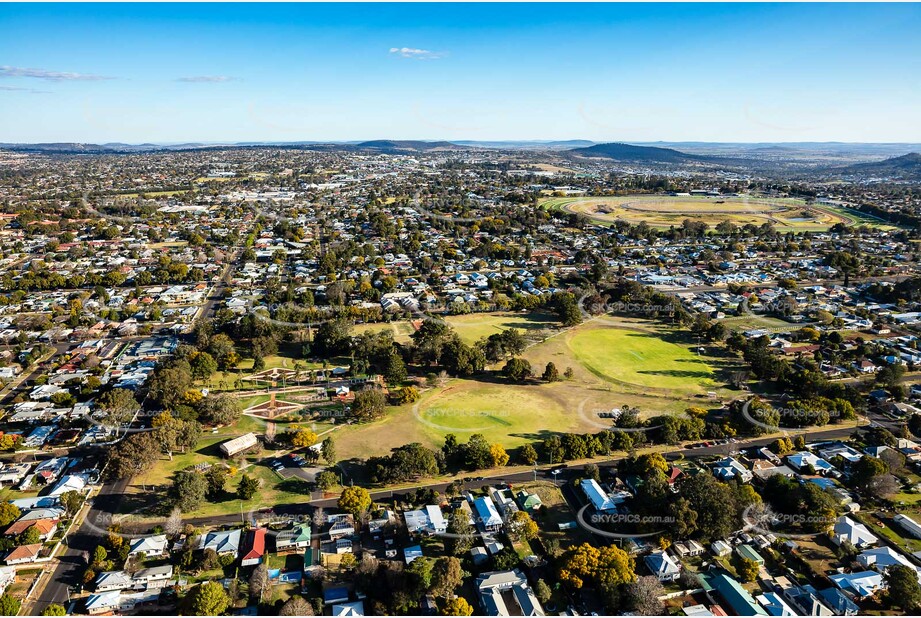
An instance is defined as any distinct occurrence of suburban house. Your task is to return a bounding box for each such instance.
[240,528,267,567]
[580,478,626,513]
[645,551,681,581]
[128,534,168,557]
[94,570,135,593]
[198,528,242,555]
[275,523,311,553]
[471,496,504,532]
[829,570,884,598]
[831,516,878,548]
[698,571,768,616]
[857,546,919,573]
[756,592,798,617]
[712,457,753,483]
[476,569,545,616]
[404,505,447,536]
[894,513,921,539]
[4,518,58,541]
[3,543,42,565]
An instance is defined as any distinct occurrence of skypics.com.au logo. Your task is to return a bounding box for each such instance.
[741,503,836,540]
[740,398,841,434]
[575,504,672,540]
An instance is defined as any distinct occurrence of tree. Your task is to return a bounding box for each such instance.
[190,351,218,381]
[445,512,476,556]
[280,597,314,616]
[290,428,319,448]
[851,455,889,492]
[431,556,464,598]
[489,443,509,467]
[738,557,759,583]
[534,579,552,605]
[184,581,230,616]
[170,470,208,512]
[439,597,473,616]
[198,393,242,426]
[625,576,665,615]
[338,486,371,516]
[542,361,560,382]
[0,594,20,616]
[393,385,421,405]
[352,388,387,422]
[41,604,66,616]
[249,563,271,601]
[382,348,407,386]
[205,466,228,500]
[321,436,336,464]
[675,474,739,542]
[339,552,356,570]
[885,564,921,612]
[502,358,532,382]
[59,490,83,517]
[519,443,538,465]
[165,507,183,537]
[0,503,20,527]
[315,470,338,491]
[558,543,635,605]
[19,525,41,546]
[508,511,538,541]
[148,364,193,410]
[97,387,139,433]
[91,545,108,568]
[154,414,202,459]
[237,474,259,500]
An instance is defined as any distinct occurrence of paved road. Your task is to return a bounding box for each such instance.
[26,478,132,615]
[112,423,862,535]
[194,249,240,327]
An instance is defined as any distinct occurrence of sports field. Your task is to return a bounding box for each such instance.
[350,311,558,346]
[333,315,728,460]
[542,194,890,231]
[568,327,717,393]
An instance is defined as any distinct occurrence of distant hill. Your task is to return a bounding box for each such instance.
[0,142,118,154]
[838,152,921,180]
[454,139,596,150]
[353,140,467,153]
[568,142,703,163]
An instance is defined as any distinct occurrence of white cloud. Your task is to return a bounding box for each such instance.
[389,47,444,60]
[176,75,236,83]
[0,85,51,94]
[0,65,112,81]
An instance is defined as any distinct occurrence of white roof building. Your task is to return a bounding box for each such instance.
[580,478,621,513]
[477,569,545,616]
[219,432,258,457]
[832,516,878,548]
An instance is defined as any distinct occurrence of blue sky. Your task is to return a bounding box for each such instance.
[1,3,919,143]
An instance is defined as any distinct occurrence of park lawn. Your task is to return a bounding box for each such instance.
[133,433,231,486]
[540,194,872,232]
[567,325,716,395]
[352,321,416,344]
[444,311,559,345]
[334,377,604,461]
[336,316,725,461]
[416,380,588,446]
[718,315,802,332]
